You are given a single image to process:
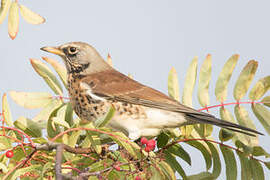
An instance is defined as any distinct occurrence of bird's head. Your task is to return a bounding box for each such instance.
[41,42,112,75]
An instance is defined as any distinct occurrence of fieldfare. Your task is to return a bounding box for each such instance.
[41,42,262,140]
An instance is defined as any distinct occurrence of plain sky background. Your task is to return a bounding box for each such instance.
[1,0,270,179]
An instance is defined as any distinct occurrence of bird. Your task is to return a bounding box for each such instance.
[41,42,263,140]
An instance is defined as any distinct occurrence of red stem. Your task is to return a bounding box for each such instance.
[198,100,264,111]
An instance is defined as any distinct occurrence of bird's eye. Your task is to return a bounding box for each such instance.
[68,47,78,54]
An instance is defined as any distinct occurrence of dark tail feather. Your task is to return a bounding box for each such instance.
[186,114,264,136]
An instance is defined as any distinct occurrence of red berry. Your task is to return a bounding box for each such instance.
[144,146,151,152]
[6,150,14,158]
[146,139,156,150]
[135,176,141,180]
[114,165,121,171]
[140,137,148,145]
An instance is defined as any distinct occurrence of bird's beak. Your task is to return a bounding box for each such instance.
[40,46,65,56]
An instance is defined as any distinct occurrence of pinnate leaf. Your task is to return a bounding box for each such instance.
[234,105,258,146]
[19,4,45,25]
[168,67,180,101]
[186,140,212,170]
[220,145,237,180]
[249,76,270,100]
[237,151,252,180]
[215,54,239,102]
[250,158,265,180]
[8,1,19,40]
[0,0,12,24]
[14,116,42,137]
[30,58,63,95]
[198,54,212,107]
[9,91,52,109]
[42,57,68,89]
[182,56,198,107]
[251,103,270,135]
[234,60,258,100]
[2,93,13,126]
[164,151,186,178]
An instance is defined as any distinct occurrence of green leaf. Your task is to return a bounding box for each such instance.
[10,164,42,180]
[0,0,12,24]
[157,132,169,148]
[195,124,213,137]
[110,131,141,158]
[47,105,63,138]
[237,151,252,180]
[215,54,239,102]
[14,116,42,137]
[158,161,176,180]
[234,105,258,146]
[187,172,214,180]
[167,143,191,165]
[249,76,270,100]
[252,146,270,158]
[219,145,237,180]
[149,165,164,180]
[9,91,52,109]
[8,1,19,40]
[206,142,221,178]
[2,93,13,126]
[250,158,264,180]
[68,130,81,148]
[65,102,74,127]
[198,54,212,107]
[52,104,70,129]
[234,60,258,100]
[219,129,234,142]
[94,106,115,128]
[219,108,236,141]
[182,56,198,107]
[186,140,212,170]
[0,136,12,150]
[81,123,102,154]
[19,4,45,25]
[164,151,186,178]
[32,98,63,128]
[264,161,270,170]
[30,58,63,95]
[42,57,68,89]
[252,103,270,135]
[168,67,180,101]
[262,96,270,107]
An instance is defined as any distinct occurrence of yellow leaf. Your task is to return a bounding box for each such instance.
[198,54,212,107]
[0,0,12,25]
[215,54,239,102]
[42,57,68,89]
[233,60,258,100]
[19,4,45,25]
[9,91,52,109]
[168,67,180,101]
[182,56,198,107]
[8,1,19,40]
[2,93,13,126]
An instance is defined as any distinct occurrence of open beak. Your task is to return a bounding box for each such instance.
[40,46,65,56]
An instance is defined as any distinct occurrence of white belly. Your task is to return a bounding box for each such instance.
[108,107,187,140]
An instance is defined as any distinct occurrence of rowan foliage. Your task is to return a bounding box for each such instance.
[0,54,270,179]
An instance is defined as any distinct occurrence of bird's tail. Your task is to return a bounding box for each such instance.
[186,113,264,136]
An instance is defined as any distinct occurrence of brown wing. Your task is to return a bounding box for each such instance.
[80,69,263,135]
[81,69,206,116]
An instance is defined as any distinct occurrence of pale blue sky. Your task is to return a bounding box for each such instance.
[1,0,270,179]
